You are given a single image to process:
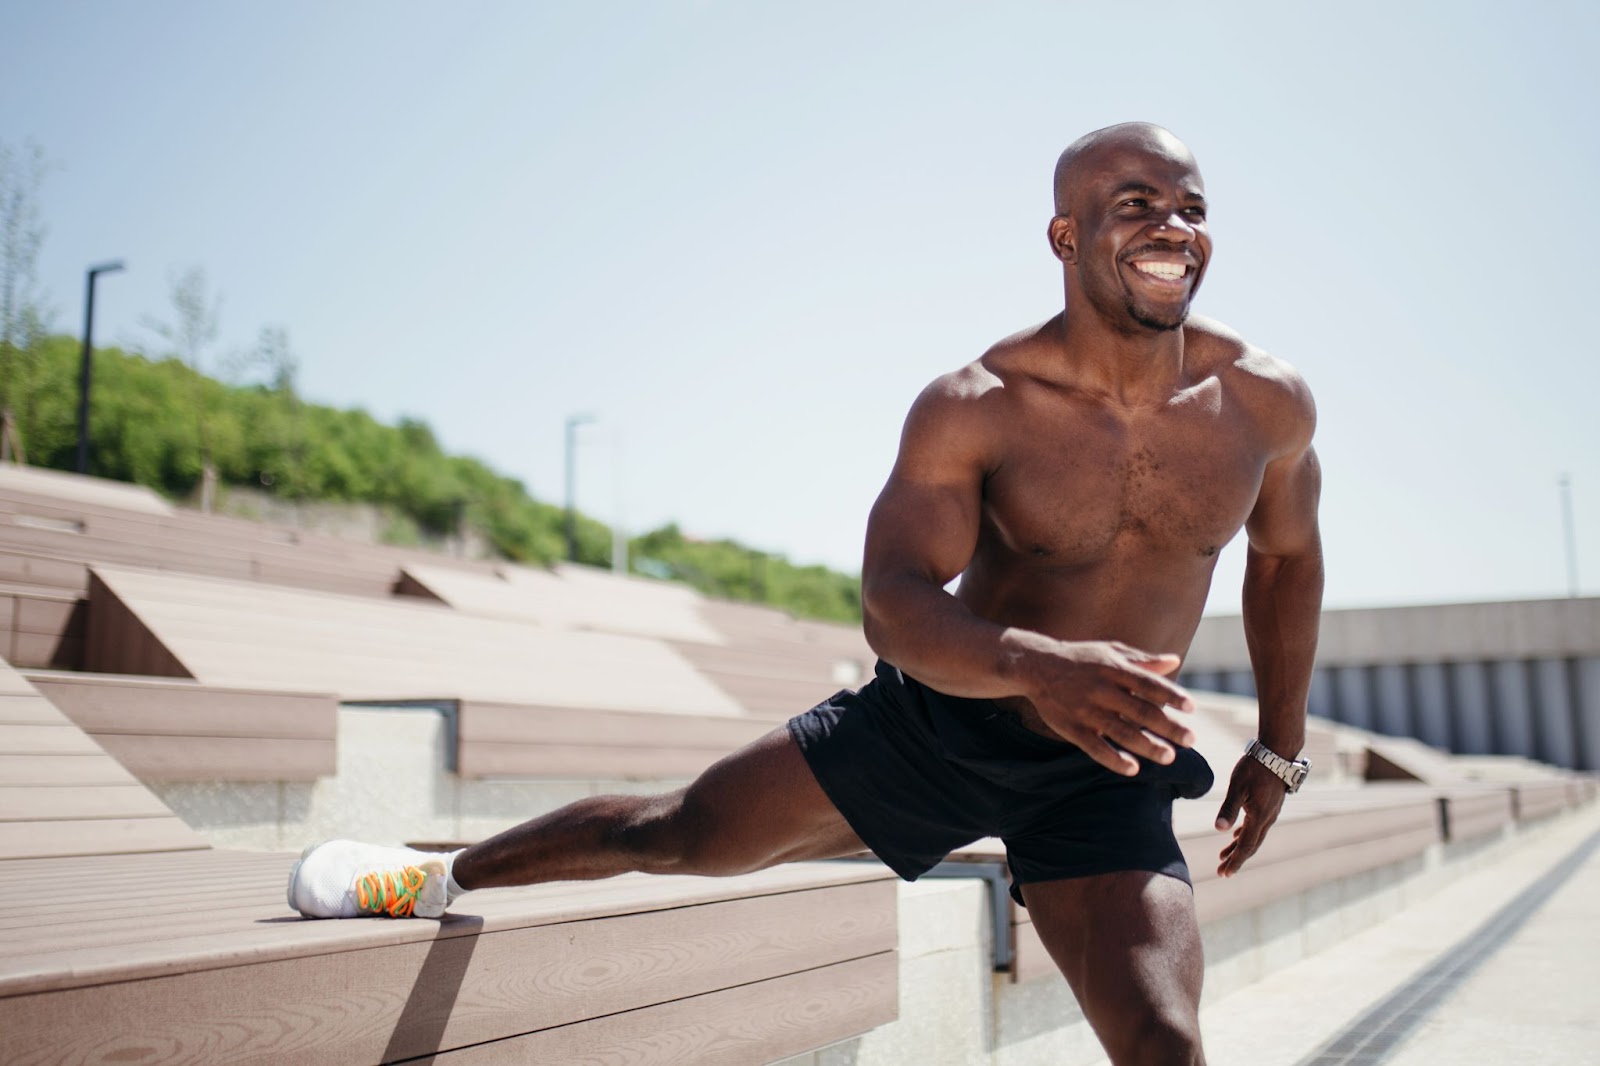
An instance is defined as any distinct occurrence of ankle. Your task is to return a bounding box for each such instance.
[441,848,470,900]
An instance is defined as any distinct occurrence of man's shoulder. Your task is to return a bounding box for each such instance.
[1187,316,1313,409]
[916,323,1046,408]
[1186,315,1316,446]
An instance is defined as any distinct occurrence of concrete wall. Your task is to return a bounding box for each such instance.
[1187,598,1600,669]
[1180,600,1600,770]
[152,705,690,850]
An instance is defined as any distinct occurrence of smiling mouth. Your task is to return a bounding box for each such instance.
[1129,260,1193,283]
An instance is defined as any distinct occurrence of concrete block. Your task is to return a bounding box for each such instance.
[1254,894,1306,976]
[152,780,287,849]
[993,976,1100,1066]
[844,880,991,1066]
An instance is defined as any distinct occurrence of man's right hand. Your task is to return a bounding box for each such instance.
[1023,641,1198,776]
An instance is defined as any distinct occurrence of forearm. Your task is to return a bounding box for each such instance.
[862,572,1057,699]
[1241,541,1324,756]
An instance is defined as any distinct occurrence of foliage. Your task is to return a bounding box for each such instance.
[15,335,862,622]
[632,523,862,623]
[0,139,55,457]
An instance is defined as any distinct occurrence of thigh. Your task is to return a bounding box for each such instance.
[1020,872,1205,1066]
[670,726,870,872]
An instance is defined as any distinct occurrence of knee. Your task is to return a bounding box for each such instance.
[1105,1009,1203,1066]
[608,792,761,877]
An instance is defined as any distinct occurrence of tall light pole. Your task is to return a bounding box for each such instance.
[76,260,126,474]
[1559,473,1579,597]
[564,413,595,563]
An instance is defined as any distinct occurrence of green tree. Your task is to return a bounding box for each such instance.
[141,266,222,509]
[0,139,53,463]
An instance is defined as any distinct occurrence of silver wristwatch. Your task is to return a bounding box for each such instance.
[1245,738,1310,793]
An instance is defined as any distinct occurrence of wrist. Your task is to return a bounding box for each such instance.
[1256,731,1305,759]
[996,628,1069,697]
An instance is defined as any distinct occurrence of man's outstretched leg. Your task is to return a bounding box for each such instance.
[288,726,867,918]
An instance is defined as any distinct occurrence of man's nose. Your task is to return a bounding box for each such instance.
[1149,211,1196,241]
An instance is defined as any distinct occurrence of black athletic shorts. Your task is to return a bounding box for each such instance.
[788,659,1214,905]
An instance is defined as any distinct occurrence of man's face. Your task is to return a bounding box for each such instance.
[1063,141,1211,334]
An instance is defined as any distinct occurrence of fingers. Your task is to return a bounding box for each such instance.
[1104,653,1196,712]
[1094,685,1197,749]
[1215,789,1280,877]
[1214,785,1242,832]
[1063,727,1141,777]
[1098,715,1176,765]
[1217,813,1267,877]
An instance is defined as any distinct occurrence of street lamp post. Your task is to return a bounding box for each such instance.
[564,413,595,563]
[76,260,126,474]
[1559,474,1579,597]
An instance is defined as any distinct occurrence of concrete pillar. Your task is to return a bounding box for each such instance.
[1490,660,1536,758]
[1576,658,1600,773]
[1448,660,1495,755]
[1308,667,1336,720]
[1334,665,1374,730]
[1530,659,1577,769]
[1372,663,1411,738]
[1223,669,1257,698]
[1411,662,1453,750]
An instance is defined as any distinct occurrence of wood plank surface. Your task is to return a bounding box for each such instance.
[0,784,176,822]
[88,565,747,714]
[0,856,894,997]
[426,952,897,1066]
[84,571,193,679]
[0,724,108,754]
[90,734,336,781]
[0,817,208,860]
[26,675,337,739]
[459,702,770,748]
[0,693,64,724]
[0,551,88,593]
[0,754,141,787]
[8,630,77,669]
[459,743,731,781]
[0,879,896,1066]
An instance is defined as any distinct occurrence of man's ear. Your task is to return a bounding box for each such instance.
[1047,214,1076,263]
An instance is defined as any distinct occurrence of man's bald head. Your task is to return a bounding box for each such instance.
[1052,122,1197,216]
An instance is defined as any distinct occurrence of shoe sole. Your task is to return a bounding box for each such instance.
[287,842,449,919]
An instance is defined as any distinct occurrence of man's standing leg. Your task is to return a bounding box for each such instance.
[1021,872,1206,1066]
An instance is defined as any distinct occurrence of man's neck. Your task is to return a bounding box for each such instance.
[1055,307,1186,408]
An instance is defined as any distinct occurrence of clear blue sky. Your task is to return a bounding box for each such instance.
[4,1,1597,614]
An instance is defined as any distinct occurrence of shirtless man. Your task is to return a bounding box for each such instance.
[290,122,1322,1066]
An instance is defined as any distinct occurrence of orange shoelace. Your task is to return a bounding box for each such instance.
[356,865,428,917]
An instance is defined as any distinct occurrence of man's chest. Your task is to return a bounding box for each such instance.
[981,412,1267,564]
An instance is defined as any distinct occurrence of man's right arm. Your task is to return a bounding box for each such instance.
[859,373,1196,776]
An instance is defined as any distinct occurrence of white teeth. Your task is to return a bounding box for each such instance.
[1133,261,1186,280]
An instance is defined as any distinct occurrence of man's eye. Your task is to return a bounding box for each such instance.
[1122,199,1147,209]
[1184,207,1207,220]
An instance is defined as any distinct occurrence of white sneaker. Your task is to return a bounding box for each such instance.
[287,840,450,919]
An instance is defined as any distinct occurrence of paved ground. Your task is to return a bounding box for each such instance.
[1188,804,1600,1066]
